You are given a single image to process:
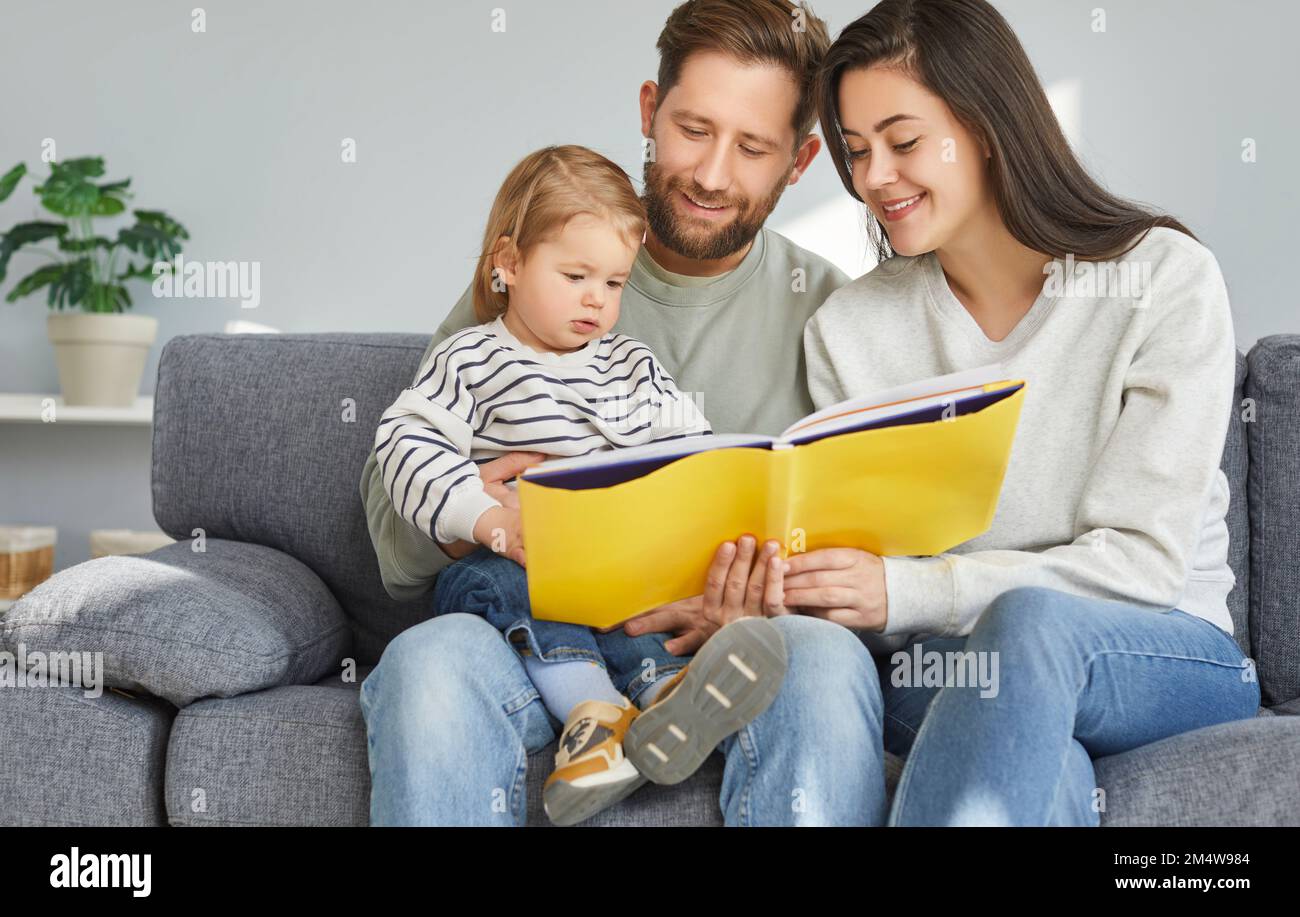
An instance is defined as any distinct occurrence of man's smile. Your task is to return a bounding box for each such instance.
[679,189,735,221]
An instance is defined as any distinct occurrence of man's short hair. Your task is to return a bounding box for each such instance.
[655,0,834,152]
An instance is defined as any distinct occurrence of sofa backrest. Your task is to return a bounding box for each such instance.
[149,333,1298,706]
[152,333,436,666]
[1243,336,1300,707]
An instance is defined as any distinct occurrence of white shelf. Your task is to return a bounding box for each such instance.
[0,393,153,425]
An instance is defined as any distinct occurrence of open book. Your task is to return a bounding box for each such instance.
[518,365,1026,627]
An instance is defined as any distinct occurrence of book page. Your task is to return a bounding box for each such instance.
[780,364,1009,440]
[520,431,774,478]
[783,385,1019,444]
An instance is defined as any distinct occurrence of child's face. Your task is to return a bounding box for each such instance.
[496,213,638,354]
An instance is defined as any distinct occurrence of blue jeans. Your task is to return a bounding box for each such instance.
[431,546,688,705]
[360,612,886,826]
[877,587,1260,826]
[360,583,1257,825]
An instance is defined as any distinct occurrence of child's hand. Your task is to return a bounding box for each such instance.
[438,453,544,563]
[473,505,527,568]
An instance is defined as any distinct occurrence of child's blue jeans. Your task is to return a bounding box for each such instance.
[431,545,689,706]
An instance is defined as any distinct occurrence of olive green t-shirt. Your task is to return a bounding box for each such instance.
[361,227,850,601]
[639,249,732,287]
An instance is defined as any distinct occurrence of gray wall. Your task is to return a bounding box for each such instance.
[2,0,1295,571]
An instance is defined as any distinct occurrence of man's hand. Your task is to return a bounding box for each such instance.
[700,534,789,629]
[436,451,546,561]
[619,593,711,656]
[618,535,788,655]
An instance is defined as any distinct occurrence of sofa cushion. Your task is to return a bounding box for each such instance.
[164,664,816,826]
[164,662,1298,826]
[0,538,351,706]
[0,684,173,826]
[166,675,373,826]
[1094,715,1300,825]
[1245,335,1300,707]
[1271,696,1300,716]
[151,333,444,666]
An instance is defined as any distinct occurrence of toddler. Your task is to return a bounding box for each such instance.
[373,146,786,825]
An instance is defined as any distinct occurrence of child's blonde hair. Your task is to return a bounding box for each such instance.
[472,145,647,323]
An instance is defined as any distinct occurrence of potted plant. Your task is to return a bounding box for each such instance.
[0,157,189,407]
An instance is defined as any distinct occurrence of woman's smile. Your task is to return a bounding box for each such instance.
[880,192,927,222]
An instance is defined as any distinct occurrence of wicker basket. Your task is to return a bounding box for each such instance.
[89,529,175,558]
[0,525,57,601]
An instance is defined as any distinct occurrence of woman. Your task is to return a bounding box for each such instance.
[684,0,1258,826]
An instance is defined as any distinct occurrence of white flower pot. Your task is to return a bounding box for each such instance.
[46,313,158,407]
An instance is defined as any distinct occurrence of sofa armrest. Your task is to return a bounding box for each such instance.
[0,538,352,706]
[1245,334,1300,708]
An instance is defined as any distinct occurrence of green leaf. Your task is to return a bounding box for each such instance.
[133,209,190,241]
[92,195,126,216]
[4,263,64,303]
[57,235,111,254]
[0,221,68,284]
[51,157,106,179]
[0,163,26,202]
[117,262,160,282]
[35,158,113,215]
[35,170,100,217]
[117,221,183,260]
[47,259,93,310]
[95,177,132,216]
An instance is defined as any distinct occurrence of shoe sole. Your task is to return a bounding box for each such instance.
[543,768,647,827]
[624,617,787,786]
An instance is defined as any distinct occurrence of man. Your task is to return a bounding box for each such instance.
[358,0,886,826]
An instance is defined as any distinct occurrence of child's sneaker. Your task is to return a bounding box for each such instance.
[542,696,646,826]
[625,616,787,785]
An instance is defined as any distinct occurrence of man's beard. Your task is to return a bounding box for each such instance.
[641,156,791,263]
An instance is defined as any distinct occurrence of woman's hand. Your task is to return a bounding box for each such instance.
[779,547,889,632]
[619,535,789,655]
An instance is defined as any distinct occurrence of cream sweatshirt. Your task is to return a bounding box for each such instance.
[803,227,1238,647]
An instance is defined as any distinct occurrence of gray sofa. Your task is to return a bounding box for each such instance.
[2,331,1298,826]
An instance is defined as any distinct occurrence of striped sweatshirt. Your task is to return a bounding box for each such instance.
[374,314,713,545]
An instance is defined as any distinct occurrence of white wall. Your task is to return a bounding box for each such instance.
[2,0,1295,569]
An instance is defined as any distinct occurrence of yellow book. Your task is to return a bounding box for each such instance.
[518,365,1026,628]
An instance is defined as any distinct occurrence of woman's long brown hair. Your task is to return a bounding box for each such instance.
[816,0,1195,264]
